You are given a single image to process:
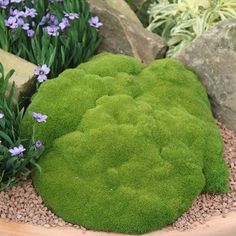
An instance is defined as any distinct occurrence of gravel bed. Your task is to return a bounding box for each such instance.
[0,121,235,232]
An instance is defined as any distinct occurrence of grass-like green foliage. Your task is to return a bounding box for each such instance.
[0,0,100,79]
[148,0,236,57]
[0,63,43,191]
[21,53,229,234]
[125,0,154,26]
[125,0,144,11]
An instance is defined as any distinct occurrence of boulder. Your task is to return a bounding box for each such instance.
[88,0,167,64]
[175,20,236,133]
[106,0,142,25]
[0,49,36,103]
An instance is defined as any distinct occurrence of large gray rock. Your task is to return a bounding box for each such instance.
[89,0,167,64]
[175,20,236,133]
[0,49,36,102]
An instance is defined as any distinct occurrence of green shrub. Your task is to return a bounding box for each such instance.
[125,0,143,10]
[148,0,236,57]
[125,0,154,26]
[0,63,44,190]
[0,0,101,79]
[136,0,156,26]
[21,53,228,234]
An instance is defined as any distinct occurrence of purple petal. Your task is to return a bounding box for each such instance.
[37,74,47,83]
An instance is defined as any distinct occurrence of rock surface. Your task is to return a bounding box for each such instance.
[106,0,141,25]
[175,20,236,133]
[0,49,36,102]
[89,0,167,63]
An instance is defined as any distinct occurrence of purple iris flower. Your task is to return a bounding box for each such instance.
[10,8,24,18]
[17,18,24,26]
[24,7,38,18]
[59,17,70,30]
[64,12,79,20]
[88,16,103,28]
[9,145,26,157]
[45,25,60,36]
[27,29,35,37]
[5,16,18,29]
[49,14,59,25]
[40,13,59,26]
[0,112,4,119]
[35,140,42,149]
[32,112,48,123]
[22,23,30,30]
[39,16,47,26]
[0,0,9,9]
[34,64,50,83]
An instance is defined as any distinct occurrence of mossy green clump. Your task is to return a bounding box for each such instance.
[21,53,229,234]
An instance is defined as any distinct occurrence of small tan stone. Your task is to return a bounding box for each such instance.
[0,49,36,103]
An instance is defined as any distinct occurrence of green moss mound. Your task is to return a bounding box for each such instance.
[21,53,229,234]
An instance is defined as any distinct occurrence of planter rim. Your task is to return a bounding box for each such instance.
[1,211,236,236]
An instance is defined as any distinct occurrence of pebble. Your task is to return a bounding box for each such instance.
[0,179,70,228]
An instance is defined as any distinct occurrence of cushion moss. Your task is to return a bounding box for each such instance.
[21,53,229,234]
